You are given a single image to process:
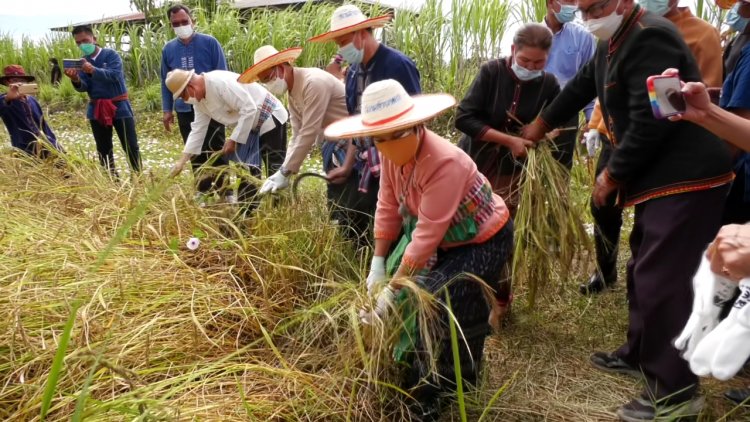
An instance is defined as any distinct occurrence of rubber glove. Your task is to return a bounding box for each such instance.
[690,278,750,379]
[259,170,290,194]
[366,256,387,295]
[359,285,395,325]
[584,129,601,158]
[169,154,191,178]
[674,255,737,360]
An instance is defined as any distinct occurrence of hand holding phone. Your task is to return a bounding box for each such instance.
[17,83,39,95]
[647,74,686,119]
[63,59,83,70]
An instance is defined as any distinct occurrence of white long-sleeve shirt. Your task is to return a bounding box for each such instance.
[284,67,349,173]
[183,70,288,155]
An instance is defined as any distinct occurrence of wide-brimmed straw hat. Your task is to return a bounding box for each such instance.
[165,69,195,99]
[308,4,391,43]
[237,45,302,83]
[716,0,749,9]
[324,79,455,139]
[0,65,35,85]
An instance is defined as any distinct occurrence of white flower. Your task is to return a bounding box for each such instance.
[186,237,201,251]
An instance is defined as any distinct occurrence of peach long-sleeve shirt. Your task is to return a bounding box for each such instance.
[374,130,510,270]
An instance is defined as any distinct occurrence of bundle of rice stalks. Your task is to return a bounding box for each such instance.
[0,152,476,421]
[511,137,593,308]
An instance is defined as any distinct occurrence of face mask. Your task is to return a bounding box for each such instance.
[727,5,750,33]
[582,1,624,40]
[79,43,96,56]
[640,0,670,17]
[339,34,365,65]
[511,60,543,81]
[174,24,194,40]
[555,4,577,23]
[265,77,288,96]
[375,130,420,166]
[185,96,198,105]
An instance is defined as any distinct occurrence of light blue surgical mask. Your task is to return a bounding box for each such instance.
[727,4,750,33]
[555,4,577,23]
[339,40,364,65]
[640,0,670,17]
[511,60,543,81]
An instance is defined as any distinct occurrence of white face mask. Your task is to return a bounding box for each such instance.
[265,78,288,96]
[511,60,543,81]
[582,1,625,40]
[174,24,194,40]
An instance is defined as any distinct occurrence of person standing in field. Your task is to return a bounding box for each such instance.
[309,4,421,246]
[580,0,725,295]
[64,25,141,176]
[522,1,732,420]
[161,4,228,197]
[0,65,61,157]
[239,45,349,196]
[328,79,513,422]
[166,69,288,214]
[543,0,597,168]
[49,58,62,86]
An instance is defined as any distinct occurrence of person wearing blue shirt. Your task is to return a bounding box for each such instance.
[543,0,596,169]
[0,65,60,157]
[161,4,230,194]
[310,5,421,246]
[719,42,750,226]
[64,25,141,175]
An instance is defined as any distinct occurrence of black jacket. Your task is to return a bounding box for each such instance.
[456,58,560,176]
[541,6,733,205]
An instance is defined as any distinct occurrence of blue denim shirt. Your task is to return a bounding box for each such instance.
[721,43,750,201]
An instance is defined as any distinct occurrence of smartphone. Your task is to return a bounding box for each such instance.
[647,75,686,119]
[17,83,39,95]
[63,59,83,70]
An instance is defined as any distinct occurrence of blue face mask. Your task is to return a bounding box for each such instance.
[511,60,543,81]
[727,5,750,33]
[640,0,670,17]
[554,4,577,23]
[339,40,364,65]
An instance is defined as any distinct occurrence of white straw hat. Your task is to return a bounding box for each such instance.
[308,4,391,43]
[324,79,455,139]
[165,69,195,99]
[237,45,302,83]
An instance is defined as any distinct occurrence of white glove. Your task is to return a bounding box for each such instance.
[674,255,737,360]
[690,279,750,380]
[259,170,290,195]
[366,256,387,295]
[359,286,395,325]
[584,129,601,158]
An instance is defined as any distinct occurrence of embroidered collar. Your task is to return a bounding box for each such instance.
[608,4,645,56]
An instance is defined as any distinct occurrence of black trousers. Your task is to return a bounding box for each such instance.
[590,139,623,280]
[259,120,287,176]
[176,110,227,193]
[326,172,379,248]
[89,117,141,174]
[721,171,750,225]
[237,119,287,213]
[614,185,729,403]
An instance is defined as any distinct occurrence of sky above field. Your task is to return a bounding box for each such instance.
[0,0,705,45]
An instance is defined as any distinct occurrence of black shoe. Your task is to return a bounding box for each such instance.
[724,387,750,405]
[579,271,616,295]
[616,395,704,422]
[590,351,641,378]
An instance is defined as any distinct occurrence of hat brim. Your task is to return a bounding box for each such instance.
[324,94,456,139]
[308,14,391,43]
[237,47,303,83]
[0,75,35,85]
[172,69,195,100]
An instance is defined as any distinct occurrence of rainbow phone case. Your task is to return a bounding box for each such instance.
[647,75,683,119]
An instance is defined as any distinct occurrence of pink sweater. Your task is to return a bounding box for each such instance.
[374,131,511,270]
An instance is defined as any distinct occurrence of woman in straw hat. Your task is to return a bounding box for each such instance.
[325,79,513,420]
[239,45,348,196]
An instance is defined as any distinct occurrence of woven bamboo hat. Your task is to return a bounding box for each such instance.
[237,45,302,83]
[308,4,391,43]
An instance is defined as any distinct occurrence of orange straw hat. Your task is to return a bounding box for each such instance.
[324,79,455,139]
[238,45,302,83]
[308,4,391,43]
[716,0,748,9]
